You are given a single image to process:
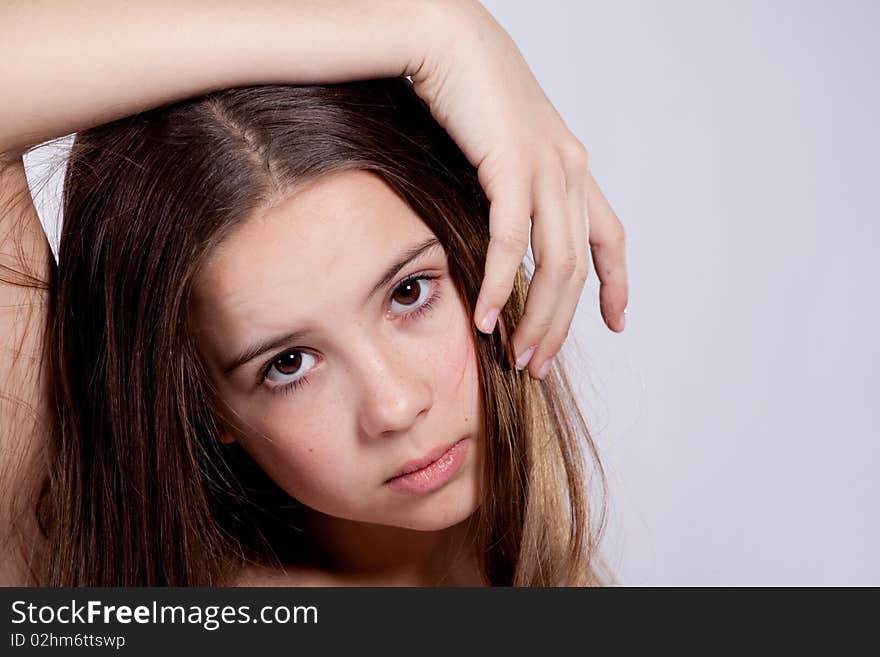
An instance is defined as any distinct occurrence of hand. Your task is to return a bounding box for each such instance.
[411,0,629,379]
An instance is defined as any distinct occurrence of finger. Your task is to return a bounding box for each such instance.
[473,167,533,334]
[510,164,576,376]
[527,170,589,380]
[528,264,587,380]
[586,171,628,332]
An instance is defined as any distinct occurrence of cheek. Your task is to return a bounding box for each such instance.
[237,413,359,508]
[432,300,481,430]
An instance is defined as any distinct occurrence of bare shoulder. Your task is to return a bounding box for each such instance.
[0,156,51,427]
[0,155,52,586]
[233,562,352,588]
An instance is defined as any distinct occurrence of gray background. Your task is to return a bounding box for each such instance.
[24,0,879,585]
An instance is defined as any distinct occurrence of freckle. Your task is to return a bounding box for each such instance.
[308,448,314,453]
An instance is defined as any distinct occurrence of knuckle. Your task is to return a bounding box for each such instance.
[559,252,578,278]
[537,248,579,280]
[535,261,565,283]
[490,230,530,256]
[486,277,514,296]
[521,312,555,334]
[561,138,590,172]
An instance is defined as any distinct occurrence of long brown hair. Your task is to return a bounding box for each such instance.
[34,77,608,585]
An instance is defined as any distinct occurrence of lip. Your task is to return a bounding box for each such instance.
[385,437,470,495]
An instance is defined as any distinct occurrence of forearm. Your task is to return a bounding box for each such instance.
[0,0,444,160]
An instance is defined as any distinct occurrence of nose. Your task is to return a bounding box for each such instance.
[355,339,433,439]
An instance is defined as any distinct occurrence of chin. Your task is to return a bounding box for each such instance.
[393,508,479,532]
[390,484,482,532]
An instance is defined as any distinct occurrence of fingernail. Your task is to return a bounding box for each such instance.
[515,345,538,370]
[537,357,554,380]
[619,307,628,331]
[480,307,500,333]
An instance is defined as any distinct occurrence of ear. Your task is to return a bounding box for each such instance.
[219,431,237,445]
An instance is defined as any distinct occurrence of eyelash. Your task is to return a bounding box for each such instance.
[260,272,443,397]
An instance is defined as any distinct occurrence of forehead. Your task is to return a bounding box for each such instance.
[190,169,436,349]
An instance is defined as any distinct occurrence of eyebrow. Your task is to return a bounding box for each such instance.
[222,236,442,375]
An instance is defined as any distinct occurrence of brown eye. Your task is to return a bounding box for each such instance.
[273,351,301,375]
[392,278,425,307]
[389,275,440,317]
[264,350,316,384]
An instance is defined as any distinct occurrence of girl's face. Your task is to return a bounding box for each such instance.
[189,170,484,532]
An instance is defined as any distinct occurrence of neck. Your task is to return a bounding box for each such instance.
[299,508,486,586]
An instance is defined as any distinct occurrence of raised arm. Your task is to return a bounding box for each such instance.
[2,0,628,366]
[0,0,438,161]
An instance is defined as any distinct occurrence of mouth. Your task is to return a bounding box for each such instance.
[384,437,471,496]
[385,436,469,483]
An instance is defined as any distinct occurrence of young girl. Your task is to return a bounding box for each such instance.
[0,1,628,587]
